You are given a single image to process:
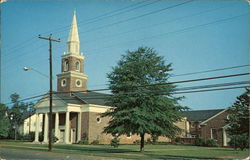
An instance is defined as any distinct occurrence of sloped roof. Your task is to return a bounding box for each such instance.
[182,109,224,122]
[22,110,36,120]
[55,93,83,105]
[72,91,110,106]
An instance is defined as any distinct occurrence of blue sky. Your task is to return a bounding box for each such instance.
[1,0,249,110]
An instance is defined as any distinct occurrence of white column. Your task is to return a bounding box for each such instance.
[77,112,82,142]
[65,112,70,144]
[55,112,59,139]
[34,113,40,142]
[223,128,227,146]
[43,113,48,143]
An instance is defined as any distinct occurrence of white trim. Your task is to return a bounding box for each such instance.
[96,116,101,123]
[75,61,80,72]
[81,104,113,113]
[61,79,67,87]
[200,109,228,125]
[75,79,82,87]
[62,54,84,60]
[57,71,88,79]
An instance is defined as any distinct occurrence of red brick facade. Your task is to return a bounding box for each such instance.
[200,110,229,146]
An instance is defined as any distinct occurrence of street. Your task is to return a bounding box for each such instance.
[0,147,123,160]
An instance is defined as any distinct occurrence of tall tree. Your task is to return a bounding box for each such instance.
[226,88,249,135]
[0,103,10,138]
[9,93,28,140]
[102,47,185,151]
[226,88,249,150]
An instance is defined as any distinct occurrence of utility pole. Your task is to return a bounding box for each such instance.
[38,34,60,151]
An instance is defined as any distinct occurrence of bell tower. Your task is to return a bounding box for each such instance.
[57,11,88,93]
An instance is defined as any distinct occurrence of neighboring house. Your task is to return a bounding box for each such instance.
[18,111,43,135]
[182,109,230,146]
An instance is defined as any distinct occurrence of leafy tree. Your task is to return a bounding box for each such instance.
[102,47,186,151]
[226,88,250,150]
[0,103,10,138]
[8,93,28,140]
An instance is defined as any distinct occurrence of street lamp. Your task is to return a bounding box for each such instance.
[23,67,49,78]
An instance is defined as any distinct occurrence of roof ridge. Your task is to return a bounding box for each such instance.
[186,109,225,112]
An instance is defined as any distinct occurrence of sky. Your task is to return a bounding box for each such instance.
[1,0,249,110]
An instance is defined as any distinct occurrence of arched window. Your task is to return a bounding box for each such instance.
[65,60,69,71]
[76,61,80,71]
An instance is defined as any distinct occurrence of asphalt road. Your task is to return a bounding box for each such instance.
[0,147,124,160]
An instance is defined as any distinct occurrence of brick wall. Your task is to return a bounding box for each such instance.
[200,110,229,146]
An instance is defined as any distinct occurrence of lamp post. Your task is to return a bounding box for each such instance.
[23,67,49,78]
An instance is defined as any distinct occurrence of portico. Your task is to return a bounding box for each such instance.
[34,94,83,144]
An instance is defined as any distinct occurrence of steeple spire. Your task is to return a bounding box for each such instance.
[67,11,80,55]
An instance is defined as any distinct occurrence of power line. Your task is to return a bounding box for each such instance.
[173,86,249,95]
[4,93,46,105]
[41,1,150,35]
[75,0,193,37]
[171,64,250,77]
[4,1,148,53]
[3,4,242,68]
[86,12,248,55]
[68,72,249,93]
[5,72,248,105]
[33,84,250,104]
[81,4,233,46]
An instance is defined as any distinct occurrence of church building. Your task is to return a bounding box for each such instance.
[31,12,230,146]
[33,12,151,144]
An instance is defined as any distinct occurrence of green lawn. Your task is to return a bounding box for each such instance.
[0,141,249,159]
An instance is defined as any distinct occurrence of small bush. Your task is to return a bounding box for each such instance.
[175,137,182,143]
[229,134,249,151]
[91,140,100,145]
[52,135,59,143]
[206,139,218,147]
[151,134,159,143]
[79,139,88,145]
[146,138,153,144]
[111,137,120,148]
[133,140,140,145]
[39,132,44,142]
[194,137,205,146]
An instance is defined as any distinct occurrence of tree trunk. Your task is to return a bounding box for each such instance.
[14,127,17,140]
[140,133,145,152]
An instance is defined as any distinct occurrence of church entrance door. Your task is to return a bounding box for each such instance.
[60,129,65,143]
[71,128,76,143]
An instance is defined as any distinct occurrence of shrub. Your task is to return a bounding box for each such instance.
[91,140,100,145]
[229,134,249,151]
[79,139,88,145]
[194,137,205,146]
[78,132,88,145]
[52,135,59,143]
[133,140,140,145]
[146,138,153,144]
[175,137,182,143]
[206,139,218,147]
[152,134,159,143]
[111,137,120,148]
[39,132,44,142]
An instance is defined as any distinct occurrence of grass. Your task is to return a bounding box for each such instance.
[0,141,249,159]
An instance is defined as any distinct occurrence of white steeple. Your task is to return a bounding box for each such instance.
[67,11,80,55]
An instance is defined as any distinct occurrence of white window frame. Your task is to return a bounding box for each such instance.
[75,79,82,87]
[61,79,67,87]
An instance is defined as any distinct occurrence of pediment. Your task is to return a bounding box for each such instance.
[35,94,67,108]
